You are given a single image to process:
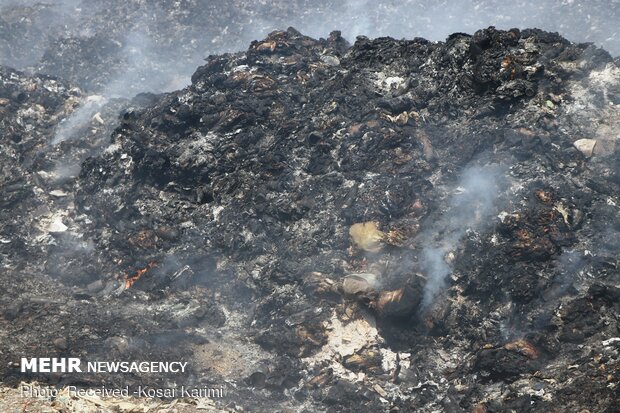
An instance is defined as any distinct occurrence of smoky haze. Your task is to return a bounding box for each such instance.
[0,0,618,97]
[4,0,618,170]
[418,164,508,309]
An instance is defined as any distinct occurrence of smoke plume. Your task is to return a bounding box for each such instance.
[418,164,507,309]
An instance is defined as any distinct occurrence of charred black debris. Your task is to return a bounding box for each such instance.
[1,26,619,412]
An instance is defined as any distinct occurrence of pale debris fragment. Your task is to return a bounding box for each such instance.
[349,221,384,252]
[320,55,340,66]
[342,272,380,296]
[49,189,68,198]
[573,138,597,157]
[303,310,381,381]
[47,215,68,233]
[92,112,105,125]
[373,383,387,398]
[602,337,620,346]
[554,203,570,225]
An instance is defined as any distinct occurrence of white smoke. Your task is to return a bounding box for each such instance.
[418,164,506,309]
[1,1,617,75]
[51,95,107,145]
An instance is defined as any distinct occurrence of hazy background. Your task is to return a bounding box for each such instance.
[1,0,618,95]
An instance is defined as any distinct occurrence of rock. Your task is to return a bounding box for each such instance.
[53,338,68,350]
[105,336,129,353]
[573,139,597,157]
[342,273,380,296]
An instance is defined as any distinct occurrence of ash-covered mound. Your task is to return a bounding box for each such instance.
[2,27,620,412]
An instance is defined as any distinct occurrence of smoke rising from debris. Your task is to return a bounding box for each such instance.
[0,1,617,78]
[51,25,169,144]
[418,164,507,309]
[49,21,188,176]
[51,95,107,146]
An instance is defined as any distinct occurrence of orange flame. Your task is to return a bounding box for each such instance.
[123,261,157,289]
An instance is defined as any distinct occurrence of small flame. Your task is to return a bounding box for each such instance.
[123,261,157,289]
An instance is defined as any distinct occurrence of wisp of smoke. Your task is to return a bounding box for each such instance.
[419,164,505,309]
[51,95,107,145]
[49,25,160,178]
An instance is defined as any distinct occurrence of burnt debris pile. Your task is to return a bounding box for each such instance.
[1,26,620,412]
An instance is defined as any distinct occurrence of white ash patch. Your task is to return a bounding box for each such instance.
[212,205,225,221]
[303,309,381,381]
[565,63,620,118]
[104,141,122,154]
[563,63,620,155]
[381,348,410,373]
[372,72,408,95]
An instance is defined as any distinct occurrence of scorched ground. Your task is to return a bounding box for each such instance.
[1,26,619,412]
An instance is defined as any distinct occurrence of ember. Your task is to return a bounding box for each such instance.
[122,262,158,290]
[504,339,540,360]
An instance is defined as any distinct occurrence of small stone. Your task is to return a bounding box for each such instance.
[573,139,597,157]
[342,273,379,296]
[53,337,68,350]
[106,336,129,352]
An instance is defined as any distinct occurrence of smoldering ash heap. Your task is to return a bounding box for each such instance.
[1,26,619,412]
